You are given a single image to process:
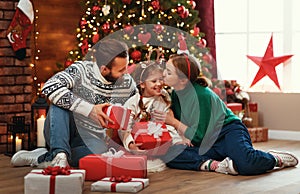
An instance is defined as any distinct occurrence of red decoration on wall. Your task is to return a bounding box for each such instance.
[247,35,293,90]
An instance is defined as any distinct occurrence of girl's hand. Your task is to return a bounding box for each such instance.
[89,103,114,127]
[177,136,193,147]
[128,142,147,155]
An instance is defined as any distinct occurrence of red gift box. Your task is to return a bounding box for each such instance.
[132,122,172,156]
[248,127,268,142]
[249,102,258,112]
[79,151,147,181]
[103,105,131,130]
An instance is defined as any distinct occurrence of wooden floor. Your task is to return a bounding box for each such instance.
[1,139,300,194]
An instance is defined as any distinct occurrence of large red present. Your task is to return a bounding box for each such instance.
[248,127,268,142]
[103,104,131,130]
[79,149,147,181]
[132,122,172,156]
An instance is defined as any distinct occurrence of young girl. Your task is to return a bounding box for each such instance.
[120,60,191,172]
[162,53,298,175]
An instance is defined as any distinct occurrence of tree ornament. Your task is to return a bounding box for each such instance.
[92,33,100,43]
[102,5,110,16]
[102,22,110,33]
[123,25,134,35]
[177,5,189,18]
[196,38,207,48]
[130,50,142,61]
[189,0,196,9]
[92,5,101,15]
[202,53,211,63]
[80,38,89,56]
[151,0,160,11]
[80,19,87,28]
[122,0,132,5]
[64,59,73,68]
[138,32,151,44]
[177,33,189,54]
[192,25,200,36]
[247,34,293,89]
[153,24,164,34]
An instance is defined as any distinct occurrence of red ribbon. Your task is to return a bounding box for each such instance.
[109,176,132,192]
[42,166,71,194]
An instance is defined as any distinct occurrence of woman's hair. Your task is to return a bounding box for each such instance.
[132,60,170,121]
[88,38,128,69]
[169,54,209,87]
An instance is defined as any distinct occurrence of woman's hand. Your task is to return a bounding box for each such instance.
[176,136,193,147]
[151,110,166,122]
[88,103,114,127]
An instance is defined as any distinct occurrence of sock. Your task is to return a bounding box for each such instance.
[200,160,220,171]
[274,155,282,167]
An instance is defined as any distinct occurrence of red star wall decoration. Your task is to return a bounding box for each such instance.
[247,34,293,90]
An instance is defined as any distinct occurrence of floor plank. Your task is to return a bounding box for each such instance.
[1,139,300,194]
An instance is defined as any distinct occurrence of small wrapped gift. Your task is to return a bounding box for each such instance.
[248,127,268,142]
[91,176,149,193]
[24,166,85,194]
[103,104,131,130]
[132,122,172,156]
[79,148,147,181]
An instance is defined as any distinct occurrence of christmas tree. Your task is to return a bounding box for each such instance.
[60,0,215,80]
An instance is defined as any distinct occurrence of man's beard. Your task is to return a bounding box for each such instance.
[104,72,119,83]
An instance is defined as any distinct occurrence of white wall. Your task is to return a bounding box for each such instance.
[249,92,300,132]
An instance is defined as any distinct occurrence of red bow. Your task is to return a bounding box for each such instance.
[109,175,132,183]
[42,166,71,176]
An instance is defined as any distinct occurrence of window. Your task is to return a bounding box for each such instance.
[214,0,300,93]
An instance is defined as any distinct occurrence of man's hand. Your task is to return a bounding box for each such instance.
[89,103,114,127]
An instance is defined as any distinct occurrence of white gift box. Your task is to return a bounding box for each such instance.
[91,177,149,193]
[24,169,85,194]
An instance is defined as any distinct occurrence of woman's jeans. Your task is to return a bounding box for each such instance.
[162,120,276,175]
[37,104,107,167]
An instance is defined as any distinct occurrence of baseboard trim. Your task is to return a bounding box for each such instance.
[269,129,300,141]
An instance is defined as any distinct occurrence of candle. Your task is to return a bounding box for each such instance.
[37,115,46,147]
[16,136,22,152]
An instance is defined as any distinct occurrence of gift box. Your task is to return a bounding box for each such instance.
[132,122,172,156]
[24,167,85,194]
[103,104,131,130]
[227,103,243,117]
[79,149,147,181]
[91,176,149,193]
[248,127,268,142]
[248,102,259,127]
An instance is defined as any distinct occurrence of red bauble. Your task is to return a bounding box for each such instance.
[151,0,160,10]
[130,50,142,62]
[92,5,101,15]
[123,25,134,35]
[102,22,110,33]
[202,54,211,63]
[64,59,73,68]
[189,0,196,9]
[180,9,189,18]
[122,0,132,4]
[80,19,87,28]
[192,25,200,36]
[196,38,207,48]
[92,33,100,43]
[177,6,185,14]
[153,24,164,34]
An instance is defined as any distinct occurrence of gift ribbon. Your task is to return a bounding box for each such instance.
[106,104,129,130]
[102,176,146,192]
[102,148,125,176]
[42,166,71,194]
[30,166,84,194]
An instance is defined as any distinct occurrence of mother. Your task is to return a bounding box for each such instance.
[161,53,298,175]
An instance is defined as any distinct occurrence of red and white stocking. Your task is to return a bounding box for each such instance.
[6,0,34,60]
